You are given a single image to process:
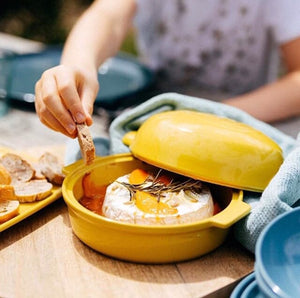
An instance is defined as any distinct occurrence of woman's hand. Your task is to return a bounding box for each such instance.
[35,64,99,138]
[35,0,136,137]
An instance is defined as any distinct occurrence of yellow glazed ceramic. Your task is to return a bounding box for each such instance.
[62,153,250,264]
[123,110,283,192]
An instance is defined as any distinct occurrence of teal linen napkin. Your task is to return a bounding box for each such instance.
[109,92,299,253]
[234,146,300,252]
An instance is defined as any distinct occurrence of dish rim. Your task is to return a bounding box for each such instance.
[62,153,248,233]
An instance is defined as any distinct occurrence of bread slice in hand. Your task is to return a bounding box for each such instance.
[76,123,95,165]
[14,179,53,203]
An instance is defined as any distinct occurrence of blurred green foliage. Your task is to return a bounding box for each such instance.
[121,29,138,55]
[1,0,73,43]
[0,0,137,54]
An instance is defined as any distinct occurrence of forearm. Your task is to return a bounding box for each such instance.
[61,0,136,71]
[223,71,300,123]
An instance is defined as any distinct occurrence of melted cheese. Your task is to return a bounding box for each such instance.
[102,174,214,225]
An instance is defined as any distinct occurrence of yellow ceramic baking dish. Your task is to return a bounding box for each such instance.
[123,110,283,192]
[62,153,250,264]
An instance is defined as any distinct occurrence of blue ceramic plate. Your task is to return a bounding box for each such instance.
[230,273,255,298]
[0,46,154,109]
[256,207,300,297]
[241,280,265,298]
[231,272,267,298]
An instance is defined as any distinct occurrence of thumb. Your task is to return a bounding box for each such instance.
[81,80,99,125]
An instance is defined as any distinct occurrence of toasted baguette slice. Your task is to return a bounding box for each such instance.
[76,123,95,165]
[32,163,46,180]
[0,200,19,223]
[0,164,11,185]
[0,153,35,184]
[38,152,65,185]
[0,185,16,201]
[14,179,53,203]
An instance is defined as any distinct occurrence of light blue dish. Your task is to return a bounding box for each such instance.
[231,272,267,298]
[255,263,278,298]
[255,207,300,297]
[240,280,266,298]
[230,273,255,298]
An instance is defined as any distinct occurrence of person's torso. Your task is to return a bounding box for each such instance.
[134,0,280,94]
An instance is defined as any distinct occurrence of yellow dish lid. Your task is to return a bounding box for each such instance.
[122,110,283,192]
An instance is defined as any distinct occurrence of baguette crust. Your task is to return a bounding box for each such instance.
[14,179,53,203]
[0,200,19,223]
[0,164,11,185]
[76,123,95,165]
[0,185,16,201]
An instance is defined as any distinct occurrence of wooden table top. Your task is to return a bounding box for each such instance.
[0,106,298,298]
[0,198,254,298]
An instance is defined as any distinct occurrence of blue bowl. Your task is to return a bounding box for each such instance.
[255,207,300,297]
[231,273,255,298]
[255,263,277,298]
[231,272,267,298]
[241,279,266,298]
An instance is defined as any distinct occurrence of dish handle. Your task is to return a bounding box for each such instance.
[122,131,137,147]
[210,199,251,228]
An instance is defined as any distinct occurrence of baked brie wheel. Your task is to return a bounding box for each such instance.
[102,169,214,225]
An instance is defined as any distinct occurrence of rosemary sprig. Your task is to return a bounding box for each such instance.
[117,170,202,202]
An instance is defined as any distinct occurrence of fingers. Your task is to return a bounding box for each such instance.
[35,80,77,138]
[39,71,77,133]
[80,77,99,126]
[54,68,87,123]
[35,65,98,137]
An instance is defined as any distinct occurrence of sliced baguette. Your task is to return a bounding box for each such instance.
[0,164,11,185]
[38,152,65,185]
[0,200,20,223]
[32,163,46,180]
[0,153,35,184]
[76,123,95,165]
[14,179,53,203]
[0,184,16,201]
